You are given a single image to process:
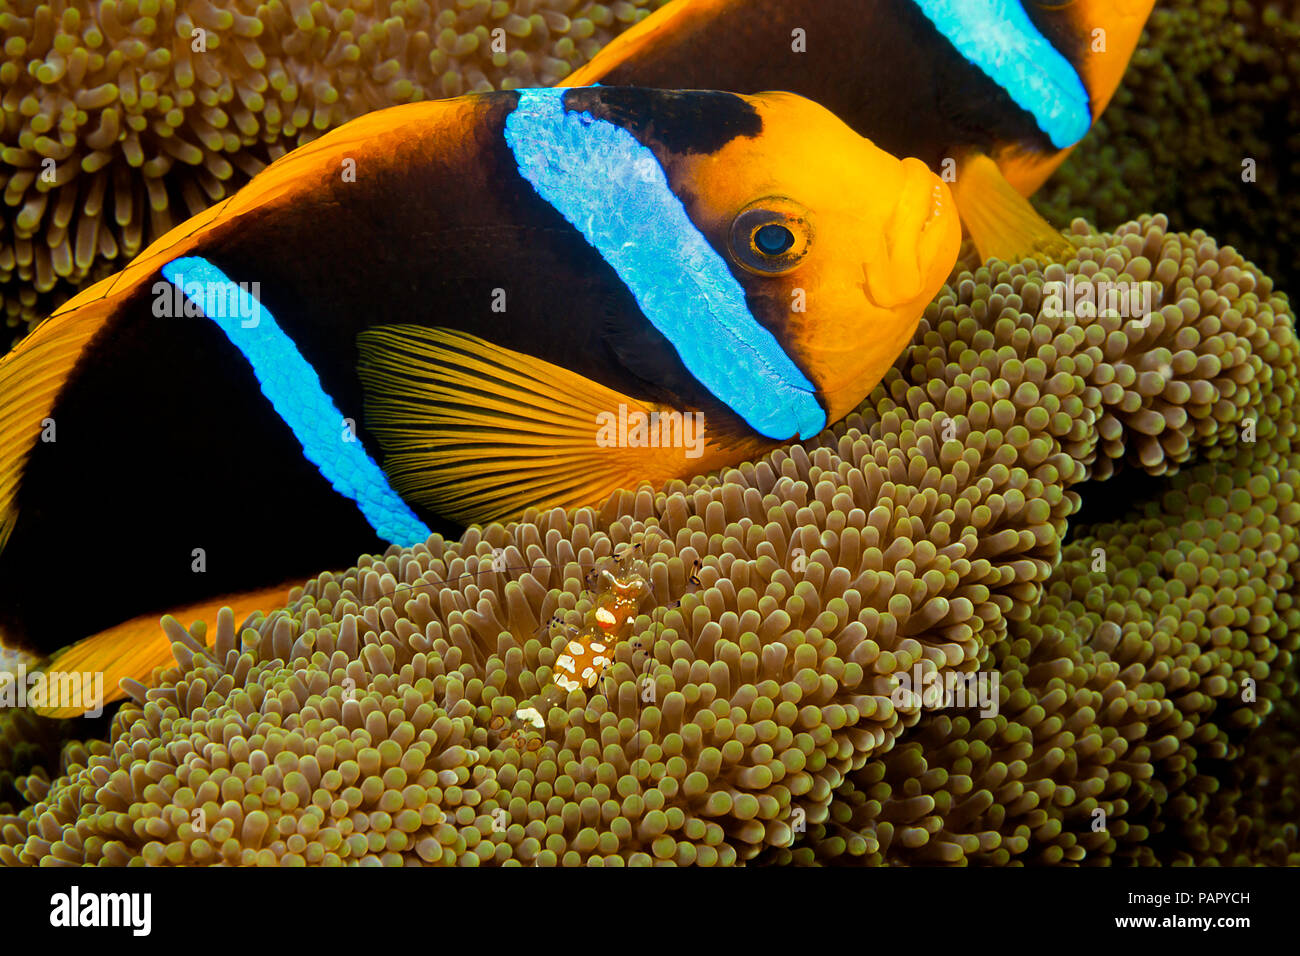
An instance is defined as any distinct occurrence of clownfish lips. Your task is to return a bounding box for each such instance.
[861,158,958,312]
[811,161,960,420]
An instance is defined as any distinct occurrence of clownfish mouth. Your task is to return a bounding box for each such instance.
[862,158,957,311]
[814,162,961,421]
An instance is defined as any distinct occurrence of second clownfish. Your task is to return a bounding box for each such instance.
[569,0,1157,261]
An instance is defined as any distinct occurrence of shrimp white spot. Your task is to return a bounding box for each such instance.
[516,706,544,729]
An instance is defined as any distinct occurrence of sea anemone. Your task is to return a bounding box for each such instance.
[1177,696,1300,865]
[2,213,1294,865]
[763,434,1300,864]
[0,707,73,815]
[0,0,671,346]
[1036,0,1300,293]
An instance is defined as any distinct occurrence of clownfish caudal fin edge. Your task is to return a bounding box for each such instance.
[34,582,297,718]
[951,153,1072,264]
[357,325,769,527]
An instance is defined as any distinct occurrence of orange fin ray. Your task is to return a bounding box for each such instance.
[357,325,768,527]
[952,153,1072,264]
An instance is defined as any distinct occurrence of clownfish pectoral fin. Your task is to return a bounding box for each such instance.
[951,153,1072,264]
[356,326,758,527]
[33,582,296,718]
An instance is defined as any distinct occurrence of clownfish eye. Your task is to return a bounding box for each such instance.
[755,224,795,255]
[728,198,812,276]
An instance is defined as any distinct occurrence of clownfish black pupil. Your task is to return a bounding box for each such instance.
[754,223,795,256]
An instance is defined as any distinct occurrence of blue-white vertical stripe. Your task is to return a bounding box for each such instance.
[910,0,1091,149]
[503,87,826,441]
[160,256,432,547]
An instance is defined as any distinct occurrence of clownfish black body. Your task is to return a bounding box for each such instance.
[569,0,1156,261]
[0,87,960,714]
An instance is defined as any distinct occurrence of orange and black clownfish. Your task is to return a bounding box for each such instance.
[568,0,1157,261]
[0,86,961,714]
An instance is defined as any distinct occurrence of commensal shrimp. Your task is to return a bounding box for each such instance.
[489,536,701,751]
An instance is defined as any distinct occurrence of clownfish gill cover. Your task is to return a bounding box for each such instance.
[0,0,1297,907]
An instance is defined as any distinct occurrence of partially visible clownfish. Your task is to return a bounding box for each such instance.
[568,0,1157,262]
[0,86,961,716]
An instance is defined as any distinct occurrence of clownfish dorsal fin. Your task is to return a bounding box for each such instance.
[564,0,718,85]
[356,325,771,527]
[0,208,236,562]
[0,100,471,562]
[951,153,1072,264]
[0,288,124,558]
[0,114,368,561]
